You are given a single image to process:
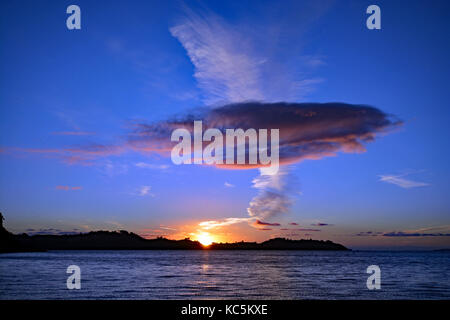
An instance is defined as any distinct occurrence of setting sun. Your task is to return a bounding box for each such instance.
[195,232,215,246]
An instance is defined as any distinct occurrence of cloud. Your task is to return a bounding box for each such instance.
[224,182,234,188]
[243,167,297,227]
[129,102,400,168]
[354,231,383,237]
[379,173,429,189]
[169,5,326,104]
[26,228,81,236]
[248,184,292,219]
[102,160,128,177]
[253,220,281,227]
[138,185,153,197]
[56,185,82,191]
[355,225,450,237]
[135,162,169,170]
[289,222,299,226]
[8,144,125,166]
[170,9,264,104]
[198,217,253,230]
[383,232,450,237]
[159,225,177,231]
[311,222,333,226]
[410,225,450,233]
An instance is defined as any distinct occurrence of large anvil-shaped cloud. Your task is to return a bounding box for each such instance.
[128,101,400,167]
[6,101,399,171]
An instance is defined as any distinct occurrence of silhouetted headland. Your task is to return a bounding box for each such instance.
[0,213,42,253]
[2,230,348,252]
[0,214,348,252]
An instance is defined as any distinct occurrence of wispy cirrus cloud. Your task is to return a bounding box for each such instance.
[198,217,253,230]
[159,225,177,231]
[169,5,326,104]
[135,162,169,170]
[138,185,154,197]
[102,160,129,177]
[378,172,430,189]
[170,9,265,104]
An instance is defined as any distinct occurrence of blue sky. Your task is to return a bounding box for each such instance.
[1,0,449,249]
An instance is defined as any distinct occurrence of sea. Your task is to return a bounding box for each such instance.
[0,250,448,299]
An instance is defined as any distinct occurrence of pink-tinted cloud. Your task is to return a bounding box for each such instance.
[8,144,125,165]
[129,102,400,168]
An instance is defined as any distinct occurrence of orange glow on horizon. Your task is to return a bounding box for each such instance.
[194,232,215,246]
[138,219,282,244]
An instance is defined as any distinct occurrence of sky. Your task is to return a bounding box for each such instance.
[1,0,450,249]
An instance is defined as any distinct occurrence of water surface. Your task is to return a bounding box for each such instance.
[0,250,448,299]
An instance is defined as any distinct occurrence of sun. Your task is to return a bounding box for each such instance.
[196,232,214,246]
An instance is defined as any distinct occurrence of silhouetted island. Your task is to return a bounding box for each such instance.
[1,230,348,252]
[0,213,43,253]
[0,215,348,252]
